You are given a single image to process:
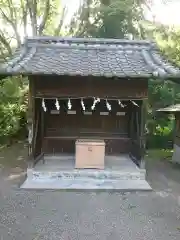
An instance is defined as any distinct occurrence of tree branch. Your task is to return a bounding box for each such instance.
[0,43,9,62]
[144,0,156,23]
[32,0,37,35]
[0,31,12,55]
[27,0,37,36]
[54,6,67,36]
[0,9,21,46]
[7,0,14,20]
[20,0,28,38]
[38,0,50,35]
[26,0,34,33]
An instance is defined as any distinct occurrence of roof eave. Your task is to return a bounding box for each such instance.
[0,68,180,81]
[0,71,153,79]
[154,73,180,83]
[157,104,180,113]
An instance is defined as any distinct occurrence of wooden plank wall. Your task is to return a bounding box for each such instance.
[30,75,148,158]
[43,100,130,155]
[33,75,148,99]
[43,139,131,155]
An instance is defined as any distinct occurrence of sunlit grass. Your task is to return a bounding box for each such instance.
[146,149,173,161]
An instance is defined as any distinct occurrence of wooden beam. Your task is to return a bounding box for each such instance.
[139,100,147,169]
[33,110,40,153]
[27,77,36,163]
[34,76,148,99]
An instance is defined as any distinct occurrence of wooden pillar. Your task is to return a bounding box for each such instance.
[129,104,139,165]
[172,114,180,163]
[139,99,147,169]
[27,77,35,167]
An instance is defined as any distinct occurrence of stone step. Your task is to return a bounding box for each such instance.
[27,169,146,181]
[21,178,152,191]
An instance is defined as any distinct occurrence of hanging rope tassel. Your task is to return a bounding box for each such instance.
[106,99,111,111]
[118,100,125,108]
[131,100,139,107]
[42,98,47,112]
[68,98,72,110]
[91,97,100,110]
[81,98,85,111]
[96,97,100,103]
[55,98,60,110]
[91,97,96,110]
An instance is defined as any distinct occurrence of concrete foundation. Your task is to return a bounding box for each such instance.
[21,154,152,190]
[172,144,180,164]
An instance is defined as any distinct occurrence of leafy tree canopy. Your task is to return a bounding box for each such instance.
[0,0,66,60]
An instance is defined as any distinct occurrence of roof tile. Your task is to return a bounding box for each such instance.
[0,36,180,79]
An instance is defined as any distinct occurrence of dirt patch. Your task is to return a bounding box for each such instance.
[146,155,180,197]
[0,142,27,175]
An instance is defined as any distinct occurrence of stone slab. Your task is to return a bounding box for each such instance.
[28,169,146,181]
[35,154,141,172]
[172,144,180,164]
[23,154,149,190]
[21,179,152,191]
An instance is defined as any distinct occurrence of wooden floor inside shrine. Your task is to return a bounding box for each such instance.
[34,154,140,172]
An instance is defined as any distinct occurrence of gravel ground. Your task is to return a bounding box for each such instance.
[0,144,180,240]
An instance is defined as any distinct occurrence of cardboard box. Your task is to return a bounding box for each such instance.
[75,139,105,169]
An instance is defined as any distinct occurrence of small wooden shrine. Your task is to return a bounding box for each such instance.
[1,36,180,170]
[158,104,180,163]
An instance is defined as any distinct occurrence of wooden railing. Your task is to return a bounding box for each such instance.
[42,132,130,155]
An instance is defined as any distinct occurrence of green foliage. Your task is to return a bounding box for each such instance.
[144,22,180,66]
[69,0,145,38]
[70,0,180,148]
[0,103,22,139]
[147,80,175,138]
[0,0,66,144]
[0,0,180,149]
[145,149,173,161]
[0,77,28,143]
[145,24,180,147]
[0,0,66,60]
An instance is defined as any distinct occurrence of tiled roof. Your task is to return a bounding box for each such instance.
[158,104,180,112]
[0,36,180,79]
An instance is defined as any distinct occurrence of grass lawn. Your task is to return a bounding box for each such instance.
[145,149,173,161]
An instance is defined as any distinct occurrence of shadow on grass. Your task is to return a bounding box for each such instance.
[0,141,27,171]
[146,148,180,187]
[145,149,173,162]
[146,148,180,170]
